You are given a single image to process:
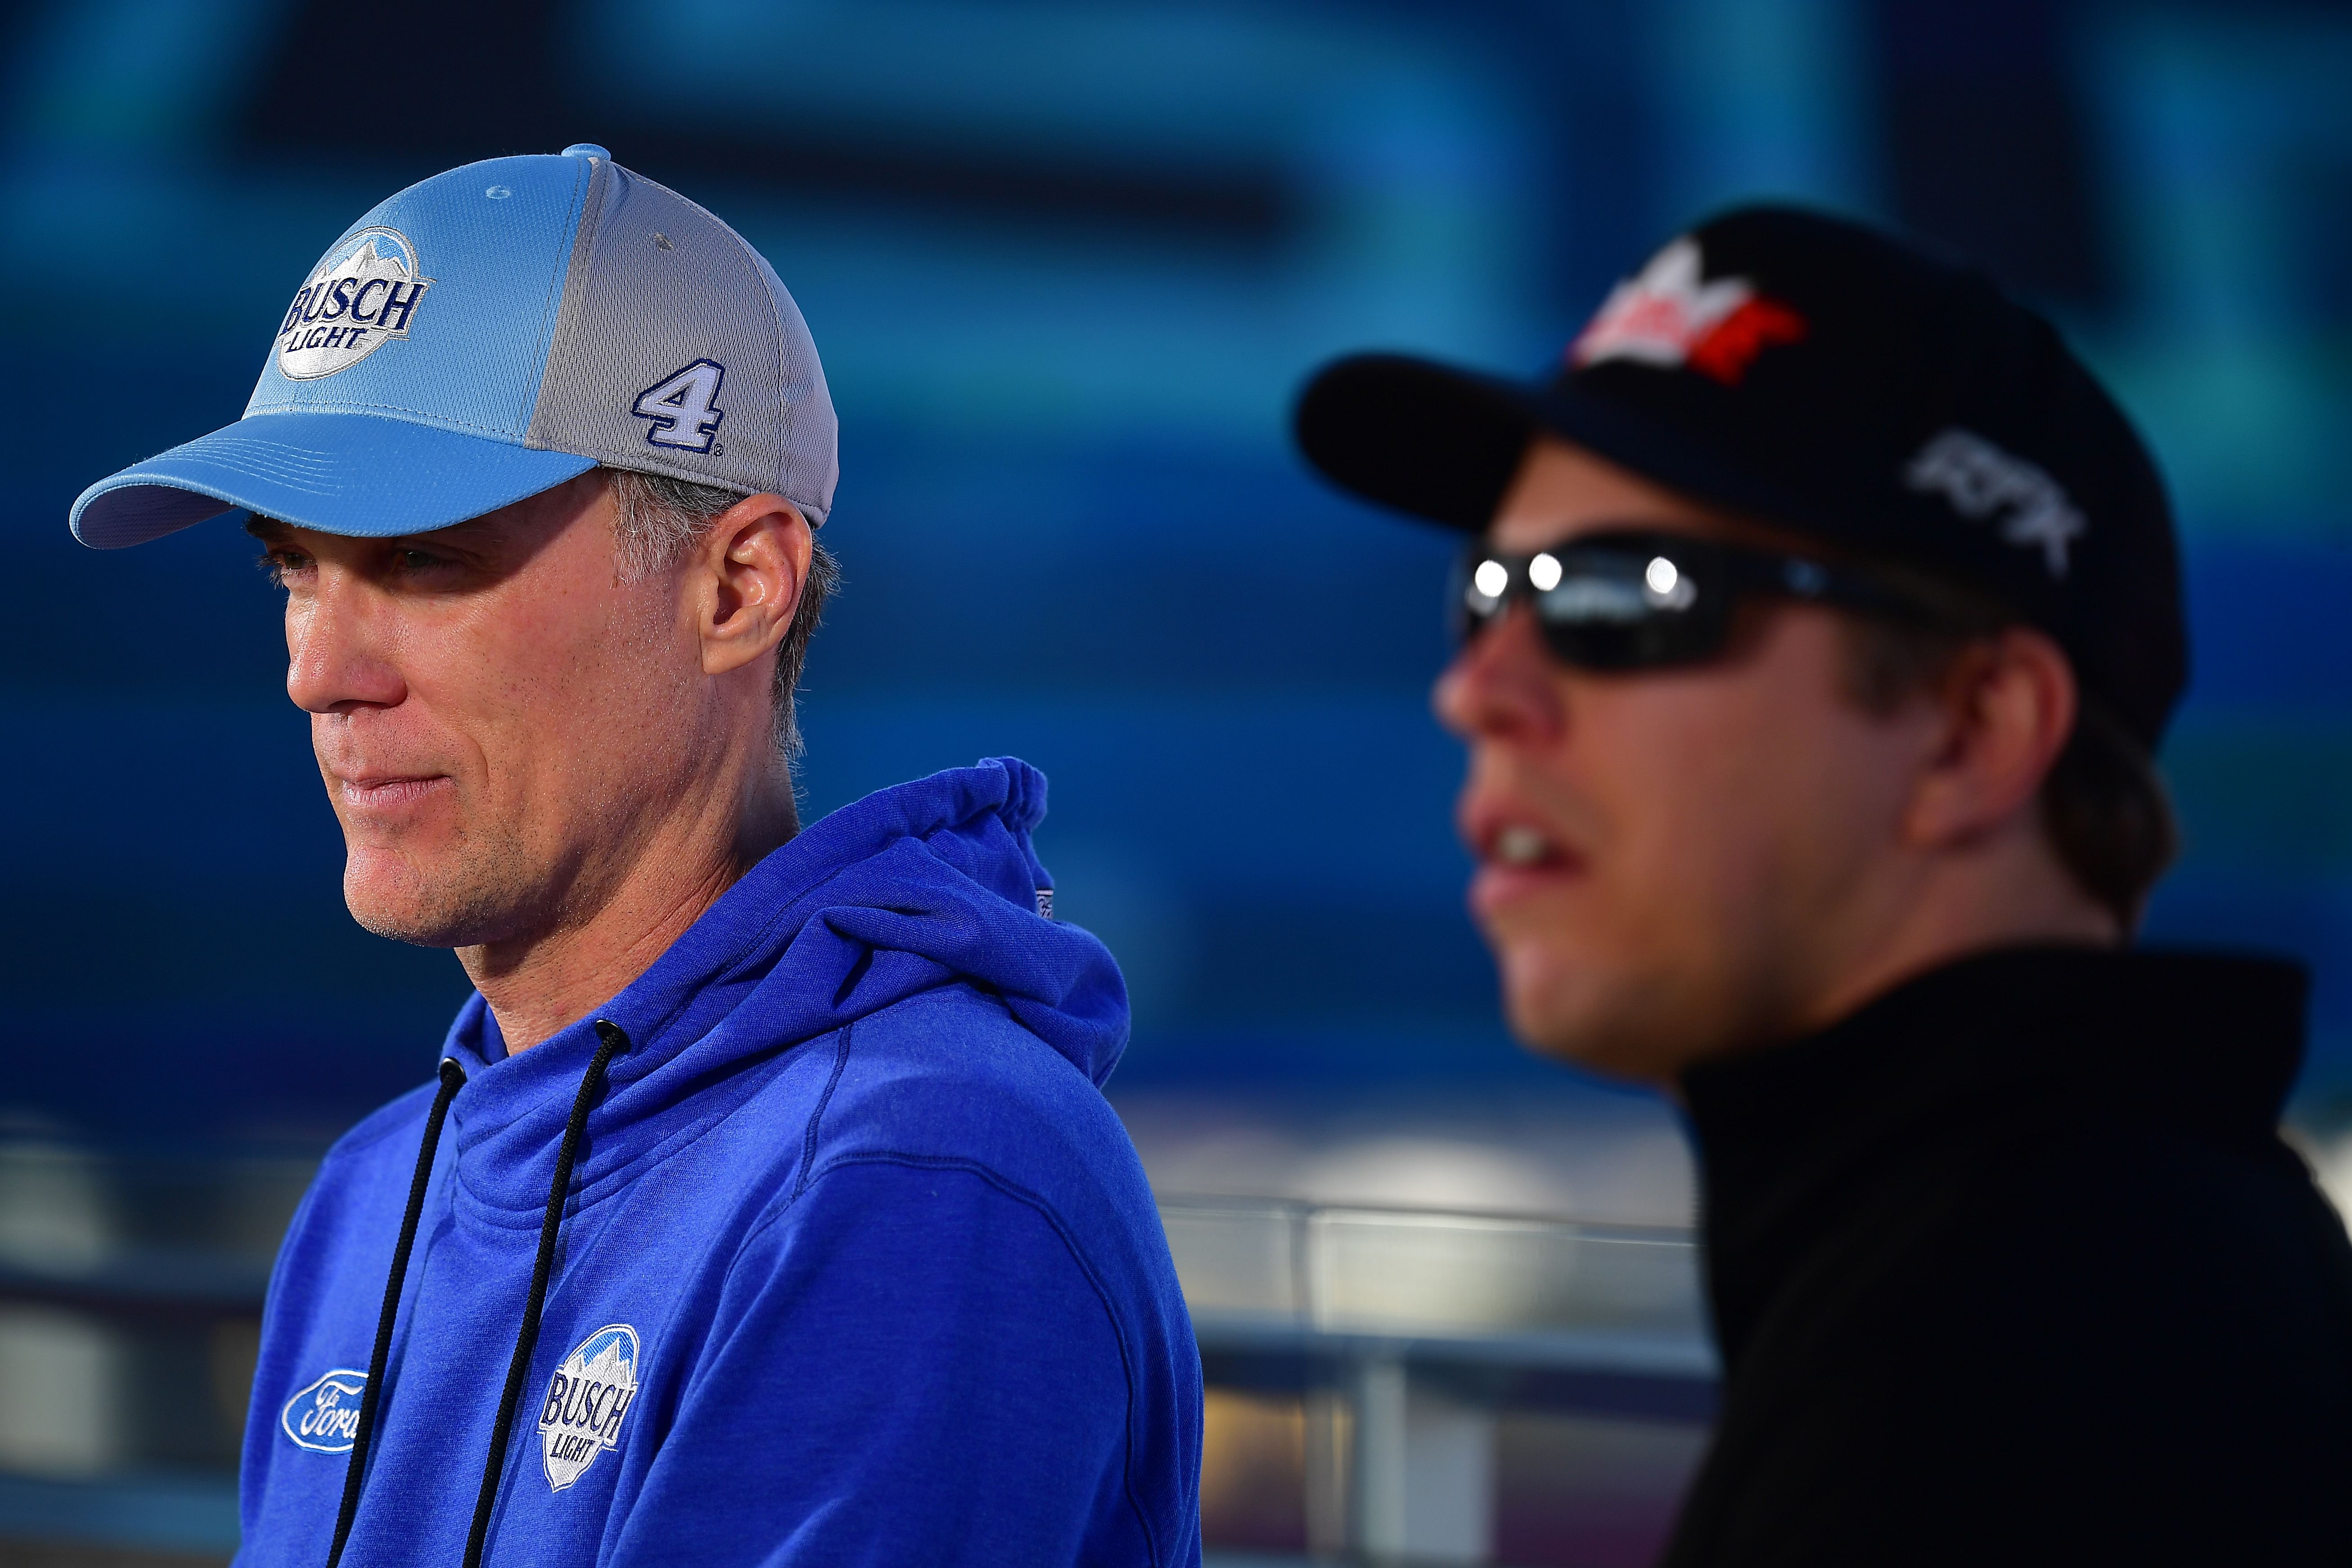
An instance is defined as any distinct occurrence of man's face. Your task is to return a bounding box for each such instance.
[254,474,710,951]
[1435,437,1937,1080]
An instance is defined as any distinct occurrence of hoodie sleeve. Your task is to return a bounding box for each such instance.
[607,1155,1182,1568]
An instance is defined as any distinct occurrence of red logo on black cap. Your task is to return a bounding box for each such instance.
[1569,237,1805,386]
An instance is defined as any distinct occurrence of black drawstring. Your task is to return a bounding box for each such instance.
[462,1019,629,1568]
[327,1056,466,1568]
[325,1024,629,1567]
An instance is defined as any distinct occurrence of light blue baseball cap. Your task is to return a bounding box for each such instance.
[71,145,837,548]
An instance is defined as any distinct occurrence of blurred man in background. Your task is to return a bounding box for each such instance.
[1294,206,2352,1564]
[69,146,1199,1567]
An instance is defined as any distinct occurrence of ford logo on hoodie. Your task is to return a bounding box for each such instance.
[281,1368,367,1453]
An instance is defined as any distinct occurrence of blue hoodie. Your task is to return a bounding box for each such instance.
[240,759,1203,1566]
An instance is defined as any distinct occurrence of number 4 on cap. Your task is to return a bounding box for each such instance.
[632,359,727,452]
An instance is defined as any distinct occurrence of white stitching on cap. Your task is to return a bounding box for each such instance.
[243,399,524,437]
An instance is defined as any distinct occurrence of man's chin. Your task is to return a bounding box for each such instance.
[346,901,473,949]
[1497,951,1695,1084]
[1510,1011,1665,1082]
[343,861,514,950]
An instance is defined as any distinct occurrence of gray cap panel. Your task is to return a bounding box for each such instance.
[525,160,838,525]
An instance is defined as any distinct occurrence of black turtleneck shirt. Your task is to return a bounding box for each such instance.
[1660,946,2352,1567]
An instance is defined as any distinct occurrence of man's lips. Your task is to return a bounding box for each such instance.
[335,773,452,810]
[1461,800,1586,918]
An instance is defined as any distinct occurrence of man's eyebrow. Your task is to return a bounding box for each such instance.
[424,517,509,552]
[241,513,512,556]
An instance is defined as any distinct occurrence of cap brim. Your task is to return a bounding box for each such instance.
[1293,354,1540,530]
[1294,352,1825,536]
[71,412,599,549]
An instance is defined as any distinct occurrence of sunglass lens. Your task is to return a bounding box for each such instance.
[1450,539,1736,669]
[1451,553,1509,642]
[1534,543,1727,669]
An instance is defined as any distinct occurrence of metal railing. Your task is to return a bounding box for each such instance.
[0,1145,1718,1565]
[1165,1196,1715,1563]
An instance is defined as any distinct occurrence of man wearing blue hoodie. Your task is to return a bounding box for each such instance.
[69,147,1201,1567]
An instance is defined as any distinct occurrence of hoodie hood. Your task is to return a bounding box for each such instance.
[440,757,1127,1219]
[238,757,1201,1567]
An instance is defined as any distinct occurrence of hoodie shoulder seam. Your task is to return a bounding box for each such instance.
[736,1151,1165,1567]
[793,1024,855,1200]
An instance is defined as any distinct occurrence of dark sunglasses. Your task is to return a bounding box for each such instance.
[1451,529,1939,672]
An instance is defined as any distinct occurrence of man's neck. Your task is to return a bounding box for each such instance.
[461,769,799,1055]
[1792,837,2123,1041]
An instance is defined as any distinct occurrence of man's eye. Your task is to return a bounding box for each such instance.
[396,548,446,572]
[259,549,312,585]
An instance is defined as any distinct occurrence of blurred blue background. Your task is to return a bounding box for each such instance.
[5,0,2351,1144]
[5,1,2352,1562]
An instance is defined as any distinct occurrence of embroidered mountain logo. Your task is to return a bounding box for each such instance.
[1569,236,1806,385]
[276,226,433,381]
[281,1368,367,1453]
[538,1325,641,1492]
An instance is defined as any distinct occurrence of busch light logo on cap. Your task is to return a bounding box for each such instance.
[280,1368,367,1453]
[538,1324,640,1492]
[276,227,433,381]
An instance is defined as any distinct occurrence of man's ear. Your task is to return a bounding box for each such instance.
[690,493,812,678]
[1902,627,2079,851]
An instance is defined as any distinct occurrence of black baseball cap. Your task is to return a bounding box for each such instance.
[1293,205,2187,752]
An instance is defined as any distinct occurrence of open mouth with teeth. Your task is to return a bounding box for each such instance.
[1492,824,1557,867]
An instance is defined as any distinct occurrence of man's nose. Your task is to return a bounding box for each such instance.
[283,576,407,716]
[1433,606,1567,744]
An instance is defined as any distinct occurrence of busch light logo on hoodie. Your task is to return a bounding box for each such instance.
[276,227,433,380]
[281,1368,367,1453]
[539,1325,641,1492]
